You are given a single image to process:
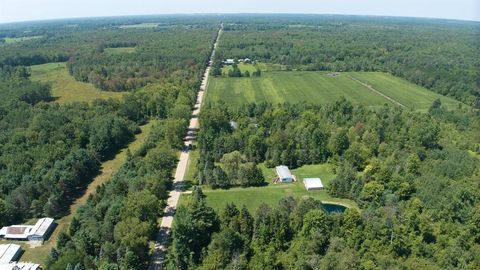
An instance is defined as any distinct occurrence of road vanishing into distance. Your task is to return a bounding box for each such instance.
[149,26,222,270]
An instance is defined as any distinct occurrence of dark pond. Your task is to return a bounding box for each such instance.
[321,203,347,213]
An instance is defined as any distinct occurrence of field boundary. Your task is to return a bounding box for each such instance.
[348,75,406,108]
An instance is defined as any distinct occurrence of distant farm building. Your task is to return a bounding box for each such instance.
[0,244,21,264]
[0,262,41,270]
[224,59,235,65]
[0,218,54,241]
[303,178,324,191]
[275,165,294,183]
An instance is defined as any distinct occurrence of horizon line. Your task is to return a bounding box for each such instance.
[1,12,479,26]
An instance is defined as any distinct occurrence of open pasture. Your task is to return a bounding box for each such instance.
[30,62,126,104]
[104,46,137,54]
[3,35,43,44]
[207,71,461,111]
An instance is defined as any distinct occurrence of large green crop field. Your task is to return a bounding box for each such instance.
[206,70,461,111]
[30,62,126,104]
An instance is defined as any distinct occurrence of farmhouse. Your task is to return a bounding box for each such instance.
[0,218,54,241]
[275,165,294,183]
[224,59,235,65]
[0,244,21,264]
[303,178,324,191]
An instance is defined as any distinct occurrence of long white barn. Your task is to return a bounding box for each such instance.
[0,218,54,241]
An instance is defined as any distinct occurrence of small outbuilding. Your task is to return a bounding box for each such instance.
[0,244,22,264]
[224,59,235,65]
[303,178,324,191]
[275,166,294,183]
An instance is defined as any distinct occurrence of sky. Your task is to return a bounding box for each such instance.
[0,0,478,24]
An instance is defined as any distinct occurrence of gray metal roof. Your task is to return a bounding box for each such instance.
[276,165,293,180]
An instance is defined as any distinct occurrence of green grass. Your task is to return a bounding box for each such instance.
[348,72,462,112]
[184,149,199,184]
[221,63,267,74]
[3,35,43,43]
[181,163,357,213]
[104,47,137,54]
[30,62,126,104]
[206,71,461,111]
[1,121,157,266]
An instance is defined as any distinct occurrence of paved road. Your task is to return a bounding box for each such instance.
[149,26,221,270]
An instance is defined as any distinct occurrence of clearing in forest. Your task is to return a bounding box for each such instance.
[30,62,126,104]
[180,163,357,213]
[104,47,137,54]
[2,35,43,43]
[206,70,461,111]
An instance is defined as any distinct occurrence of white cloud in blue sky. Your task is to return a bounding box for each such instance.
[0,0,478,23]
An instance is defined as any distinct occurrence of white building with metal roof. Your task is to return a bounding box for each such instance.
[0,218,54,241]
[0,244,21,264]
[0,262,41,270]
[275,165,294,183]
[27,218,54,241]
[303,178,324,191]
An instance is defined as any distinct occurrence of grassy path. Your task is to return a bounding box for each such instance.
[18,121,156,264]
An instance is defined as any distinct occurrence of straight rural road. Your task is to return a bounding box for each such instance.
[149,26,222,270]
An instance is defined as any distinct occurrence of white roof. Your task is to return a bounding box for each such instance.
[0,244,21,263]
[30,218,54,237]
[276,165,293,179]
[0,262,40,270]
[303,178,323,189]
[0,227,7,236]
[3,226,33,240]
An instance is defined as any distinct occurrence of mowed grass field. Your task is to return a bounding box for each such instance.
[207,70,462,111]
[2,35,43,43]
[104,47,137,54]
[180,163,357,213]
[30,62,126,104]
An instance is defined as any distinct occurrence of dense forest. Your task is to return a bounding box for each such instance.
[171,100,480,269]
[0,17,218,269]
[215,17,480,107]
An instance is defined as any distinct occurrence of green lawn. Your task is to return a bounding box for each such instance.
[30,62,126,104]
[104,47,137,54]
[181,163,357,213]
[3,35,43,43]
[206,71,461,111]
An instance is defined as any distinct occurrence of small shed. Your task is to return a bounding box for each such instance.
[224,59,235,65]
[303,178,324,191]
[275,166,294,183]
[0,244,21,263]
